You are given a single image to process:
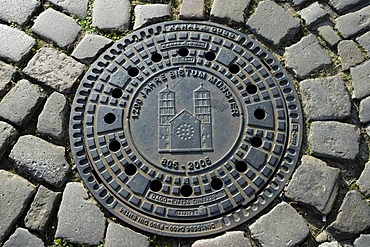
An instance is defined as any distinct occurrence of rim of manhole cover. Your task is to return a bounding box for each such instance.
[70,21,303,237]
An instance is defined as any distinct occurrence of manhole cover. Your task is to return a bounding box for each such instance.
[70,21,303,237]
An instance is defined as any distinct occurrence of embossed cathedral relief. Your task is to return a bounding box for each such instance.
[158,84,213,153]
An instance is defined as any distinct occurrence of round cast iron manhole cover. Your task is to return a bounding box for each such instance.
[70,21,303,237]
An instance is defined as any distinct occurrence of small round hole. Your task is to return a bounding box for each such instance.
[104,113,116,124]
[180,185,193,197]
[109,140,121,152]
[235,161,248,172]
[178,48,189,57]
[111,88,123,98]
[229,64,240,74]
[128,67,139,77]
[205,51,216,61]
[125,164,137,176]
[211,178,223,190]
[254,109,266,120]
[251,137,263,147]
[246,84,258,94]
[150,180,162,192]
[151,53,162,63]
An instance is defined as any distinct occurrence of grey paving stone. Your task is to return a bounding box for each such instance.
[9,135,70,188]
[250,202,309,247]
[3,228,44,247]
[354,234,370,247]
[284,34,332,78]
[210,0,250,23]
[0,24,35,64]
[351,61,370,100]
[31,8,81,48]
[359,96,370,124]
[299,2,329,27]
[92,0,131,32]
[338,40,365,71]
[319,242,341,247]
[105,222,150,247]
[357,162,370,197]
[335,5,370,39]
[285,155,340,215]
[71,33,113,65]
[317,25,341,47]
[246,0,300,47]
[0,121,18,159]
[367,125,370,138]
[300,76,351,121]
[180,0,205,20]
[327,190,370,240]
[24,185,61,232]
[192,231,252,247]
[0,61,16,96]
[23,47,85,94]
[56,182,106,246]
[133,4,171,30]
[0,0,39,25]
[49,0,88,17]
[0,170,36,242]
[329,0,366,13]
[356,32,370,54]
[292,0,310,6]
[308,121,360,162]
[37,92,68,140]
[0,79,45,127]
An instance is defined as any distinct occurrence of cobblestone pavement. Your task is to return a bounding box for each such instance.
[0,0,369,247]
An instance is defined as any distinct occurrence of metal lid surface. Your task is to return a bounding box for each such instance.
[70,21,303,237]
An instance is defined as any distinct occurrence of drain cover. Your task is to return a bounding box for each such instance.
[70,21,302,237]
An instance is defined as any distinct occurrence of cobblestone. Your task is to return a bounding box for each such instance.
[300,76,351,121]
[359,96,370,124]
[24,185,61,232]
[105,222,150,247]
[357,162,370,197]
[23,47,85,94]
[308,121,360,162]
[329,0,366,13]
[351,61,370,100]
[192,231,252,247]
[250,202,309,247]
[3,228,44,247]
[284,34,332,78]
[0,24,35,64]
[0,61,15,96]
[56,182,106,246]
[246,0,300,47]
[319,242,341,247]
[0,79,45,127]
[0,170,36,242]
[0,121,17,159]
[210,0,250,23]
[327,190,370,240]
[356,31,370,54]
[285,155,340,215]
[335,5,370,38]
[9,135,70,187]
[71,34,113,65]
[292,0,310,6]
[0,0,39,25]
[37,92,68,140]
[180,0,205,20]
[317,25,341,47]
[354,234,370,247]
[93,0,131,32]
[299,2,328,27]
[134,4,171,30]
[49,0,88,17]
[338,40,365,71]
[31,8,81,48]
